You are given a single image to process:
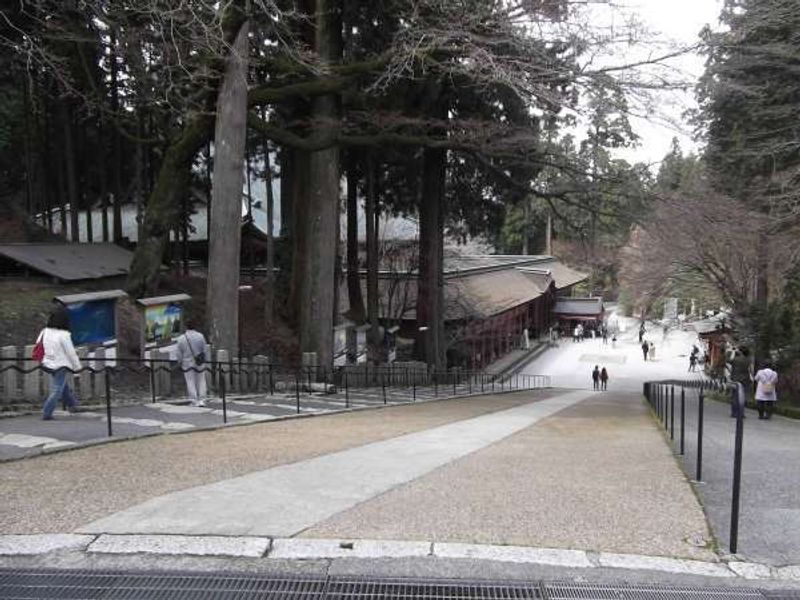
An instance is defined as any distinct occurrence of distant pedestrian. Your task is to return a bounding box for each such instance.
[573,325,580,343]
[592,365,600,390]
[649,342,656,361]
[641,340,649,361]
[688,354,697,372]
[638,323,646,344]
[602,328,608,345]
[611,335,617,349]
[753,362,778,420]
[600,367,608,391]
[176,318,209,407]
[38,308,81,420]
[577,323,584,342]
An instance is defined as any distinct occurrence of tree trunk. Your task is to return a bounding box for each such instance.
[206,17,250,354]
[416,146,446,370]
[345,154,366,322]
[110,29,123,243]
[365,155,380,361]
[288,149,309,328]
[126,115,214,295]
[296,0,342,369]
[263,133,276,324]
[545,211,552,255]
[60,104,80,242]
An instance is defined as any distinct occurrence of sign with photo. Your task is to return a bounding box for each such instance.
[144,302,183,345]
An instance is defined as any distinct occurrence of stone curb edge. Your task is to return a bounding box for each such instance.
[1,534,797,582]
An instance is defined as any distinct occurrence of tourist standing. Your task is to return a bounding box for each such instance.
[753,362,778,419]
[728,347,751,419]
[649,341,656,361]
[176,318,209,407]
[39,309,81,420]
[592,365,600,390]
[600,367,608,391]
[641,340,649,361]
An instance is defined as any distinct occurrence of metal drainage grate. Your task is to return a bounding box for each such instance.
[544,582,764,599]
[0,568,329,600]
[326,576,543,599]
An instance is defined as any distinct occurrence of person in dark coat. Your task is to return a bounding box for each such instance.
[728,347,751,418]
[600,367,609,391]
[641,340,649,361]
[592,365,600,390]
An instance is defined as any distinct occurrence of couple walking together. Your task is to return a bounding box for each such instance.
[592,365,609,391]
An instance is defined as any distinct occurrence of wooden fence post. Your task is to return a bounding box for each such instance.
[23,344,42,401]
[75,347,90,401]
[93,347,107,403]
[1,346,18,402]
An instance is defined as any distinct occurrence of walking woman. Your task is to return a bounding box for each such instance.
[753,362,778,419]
[39,308,81,420]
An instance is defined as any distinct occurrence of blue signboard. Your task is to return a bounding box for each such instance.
[64,299,116,345]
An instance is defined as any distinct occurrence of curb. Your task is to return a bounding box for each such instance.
[1,534,797,582]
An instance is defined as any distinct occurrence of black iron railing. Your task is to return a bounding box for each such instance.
[0,357,550,437]
[644,378,745,554]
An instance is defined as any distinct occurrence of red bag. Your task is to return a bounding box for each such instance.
[32,332,45,362]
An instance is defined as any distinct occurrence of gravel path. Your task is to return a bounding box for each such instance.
[303,390,715,561]
[0,391,550,534]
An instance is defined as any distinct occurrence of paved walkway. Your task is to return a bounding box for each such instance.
[521,307,705,392]
[675,386,800,566]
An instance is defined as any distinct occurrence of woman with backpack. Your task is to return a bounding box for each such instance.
[38,308,81,420]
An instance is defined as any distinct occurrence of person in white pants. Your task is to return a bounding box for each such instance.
[175,319,208,407]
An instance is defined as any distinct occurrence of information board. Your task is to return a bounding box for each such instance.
[64,299,116,345]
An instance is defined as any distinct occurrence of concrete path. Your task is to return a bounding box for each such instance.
[79,390,593,536]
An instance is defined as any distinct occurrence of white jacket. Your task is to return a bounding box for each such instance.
[38,328,82,372]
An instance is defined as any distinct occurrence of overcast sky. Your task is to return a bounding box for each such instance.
[599,0,724,168]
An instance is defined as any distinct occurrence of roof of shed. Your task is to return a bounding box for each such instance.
[0,243,133,281]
